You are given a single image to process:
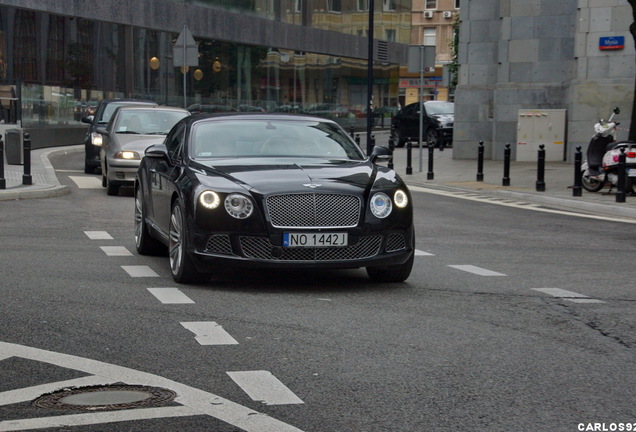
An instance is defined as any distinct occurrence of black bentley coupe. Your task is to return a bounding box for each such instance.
[134,113,414,284]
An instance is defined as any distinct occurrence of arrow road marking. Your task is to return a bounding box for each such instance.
[227,371,304,406]
[0,341,304,432]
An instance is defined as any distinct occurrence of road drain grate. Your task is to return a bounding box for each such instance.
[33,384,177,411]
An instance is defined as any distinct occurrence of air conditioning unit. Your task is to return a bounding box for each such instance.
[443,11,453,19]
[424,10,434,18]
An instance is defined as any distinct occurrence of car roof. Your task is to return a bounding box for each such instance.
[184,112,339,127]
[114,105,189,113]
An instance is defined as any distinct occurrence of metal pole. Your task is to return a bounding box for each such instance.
[616,147,626,203]
[418,45,424,172]
[502,143,511,186]
[573,146,582,197]
[427,141,434,180]
[406,140,412,175]
[388,135,394,170]
[536,144,546,192]
[22,132,32,185]
[183,25,187,109]
[366,0,374,155]
[0,135,5,189]
[476,140,484,181]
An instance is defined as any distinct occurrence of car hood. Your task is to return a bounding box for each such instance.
[195,158,379,195]
[116,134,167,152]
[432,114,454,125]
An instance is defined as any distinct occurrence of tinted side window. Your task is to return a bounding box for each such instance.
[165,123,185,161]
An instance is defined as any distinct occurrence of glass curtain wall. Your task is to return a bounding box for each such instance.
[0,4,401,129]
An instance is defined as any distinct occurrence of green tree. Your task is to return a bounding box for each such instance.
[447,14,460,95]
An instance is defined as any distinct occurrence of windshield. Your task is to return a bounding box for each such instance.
[114,110,188,135]
[425,102,454,115]
[190,119,365,160]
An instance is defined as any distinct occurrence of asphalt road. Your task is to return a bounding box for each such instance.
[0,151,634,432]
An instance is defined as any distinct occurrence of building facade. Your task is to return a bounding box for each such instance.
[0,0,411,135]
[454,0,635,160]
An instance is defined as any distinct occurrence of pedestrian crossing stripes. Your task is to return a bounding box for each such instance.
[69,176,102,189]
[448,265,507,277]
[147,288,195,304]
[180,321,239,345]
[227,371,304,405]
[84,231,113,240]
[121,265,160,277]
[100,246,132,256]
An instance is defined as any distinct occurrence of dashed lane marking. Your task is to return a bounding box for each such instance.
[84,231,113,240]
[448,265,507,277]
[532,288,605,303]
[227,371,304,406]
[69,176,102,189]
[100,246,132,256]
[415,249,434,256]
[181,322,239,345]
[121,266,160,278]
[0,341,303,432]
[147,288,195,304]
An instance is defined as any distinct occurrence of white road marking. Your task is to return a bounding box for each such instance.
[448,265,507,276]
[180,322,239,345]
[227,371,304,406]
[415,249,434,256]
[69,176,103,189]
[409,185,636,224]
[0,375,115,406]
[84,231,113,240]
[121,266,160,277]
[532,288,605,303]
[0,341,304,432]
[100,246,132,256]
[147,288,195,304]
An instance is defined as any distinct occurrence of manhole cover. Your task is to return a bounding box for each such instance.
[33,384,176,411]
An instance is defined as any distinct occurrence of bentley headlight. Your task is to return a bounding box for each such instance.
[225,193,253,219]
[115,151,140,160]
[199,190,221,209]
[370,192,392,219]
[91,132,103,146]
[394,190,408,208]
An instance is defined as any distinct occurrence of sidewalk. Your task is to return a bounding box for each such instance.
[1,137,636,221]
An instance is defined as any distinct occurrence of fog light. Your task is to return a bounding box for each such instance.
[115,172,125,180]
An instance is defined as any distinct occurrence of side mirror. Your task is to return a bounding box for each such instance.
[370,146,392,164]
[613,107,621,115]
[81,116,94,124]
[95,127,109,136]
[145,144,169,160]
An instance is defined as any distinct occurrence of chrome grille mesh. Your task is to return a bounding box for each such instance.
[239,236,382,261]
[266,193,361,228]
[385,233,407,252]
[205,235,234,255]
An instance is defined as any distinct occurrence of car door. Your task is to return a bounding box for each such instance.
[152,123,186,234]
[401,103,420,140]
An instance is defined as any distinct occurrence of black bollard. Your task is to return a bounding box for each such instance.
[0,135,5,189]
[406,140,413,175]
[573,146,582,197]
[502,143,511,186]
[616,147,626,203]
[355,133,360,148]
[476,140,484,182]
[388,136,394,169]
[22,132,32,186]
[536,144,546,192]
[427,141,434,180]
[350,125,355,138]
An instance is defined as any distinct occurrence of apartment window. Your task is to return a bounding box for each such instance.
[383,0,396,11]
[327,0,342,12]
[423,28,436,46]
[426,0,437,9]
[455,0,460,8]
[295,0,302,12]
[357,0,369,11]
[385,29,396,41]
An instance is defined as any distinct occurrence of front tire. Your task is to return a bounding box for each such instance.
[366,252,414,283]
[391,127,406,148]
[581,169,605,192]
[134,183,166,256]
[169,199,206,284]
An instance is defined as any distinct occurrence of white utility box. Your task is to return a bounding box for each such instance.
[516,109,567,162]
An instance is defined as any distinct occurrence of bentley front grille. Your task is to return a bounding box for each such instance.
[266,193,361,228]
[205,234,234,255]
[239,235,382,261]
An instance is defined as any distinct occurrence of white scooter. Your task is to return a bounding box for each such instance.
[581,107,636,193]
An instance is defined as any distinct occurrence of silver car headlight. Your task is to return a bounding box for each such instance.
[114,151,140,160]
[225,193,253,219]
[370,192,392,219]
[91,132,103,146]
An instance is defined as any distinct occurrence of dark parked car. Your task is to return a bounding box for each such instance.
[134,113,414,284]
[391,101,454,148]
[82,99,157,174]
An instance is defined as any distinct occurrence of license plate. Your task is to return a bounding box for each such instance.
[283,232,348,247]
[628,169,636,177]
